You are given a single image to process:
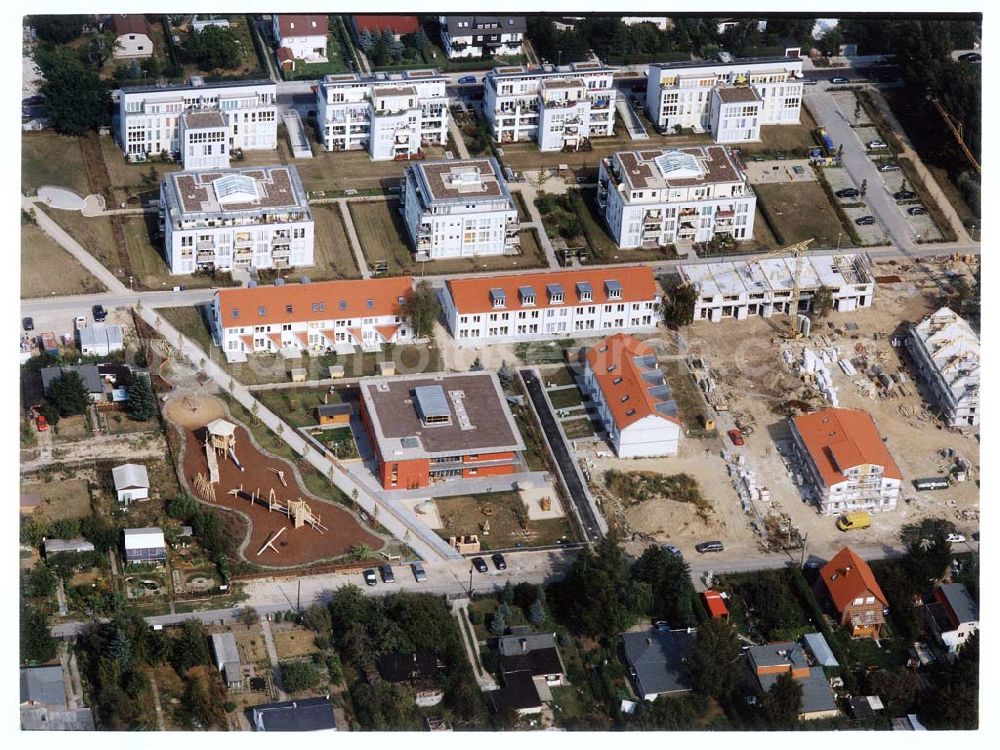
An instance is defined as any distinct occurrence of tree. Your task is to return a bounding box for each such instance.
[33,14,86,44]
[46,370,91,416]
[20,601,57,663]
[490,603,509,635]
[182,668,227,728]
[188,26,242,70]
[358,29,375,55]
[402,281,440,338]
[79,514,118,553]
[812,285,835,317]
[761,670,803,728]
[22,562,57,599]
[528,598,546,626]
[303,602,332,635]
[413,28,430,52]
[236,606,259,628]
[127,375,156,421]
[37,48,110,135]
[470,356,484,371]
[168,494,200,522]
[86,32,118,68]
[631,545,695,626]
[684,618,741,698]
[868,667,919,716]
[170,619,210,674]
[281,661,322,693]
[664,283,697,327]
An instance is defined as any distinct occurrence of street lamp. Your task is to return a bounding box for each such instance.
[836,232,842,251]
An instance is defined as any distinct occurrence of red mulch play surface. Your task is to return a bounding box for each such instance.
[180,422,381,567]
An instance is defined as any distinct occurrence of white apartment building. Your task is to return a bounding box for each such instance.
[646,56,803,140]
[442,266,661,345]
[439,16,525,59]
[791,408,902,515]
[272,15,329,62]
[401,158,519,260]
[678,252,875,322]
[159,166,313,276]
[315,70,449,161]
[597,146,756,248]
[179,111,229,171]
[583,333,681,458]
[484,62,615,151]
[213,276,414,362]
[116,78,277,162]
[906,307,980,428]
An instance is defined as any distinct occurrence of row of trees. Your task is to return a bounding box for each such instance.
[357,27,430,67]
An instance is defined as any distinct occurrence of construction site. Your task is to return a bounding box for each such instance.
[167,396,383,568]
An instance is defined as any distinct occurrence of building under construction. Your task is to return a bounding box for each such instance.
[678,252,875,323]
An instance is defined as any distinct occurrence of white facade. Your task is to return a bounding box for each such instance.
[598,146,756,248]
[315,71,449,161]
[272,15,328,61]
[439,16,525,59]
[905,307,980,428]
[213,276,415,363]
[709,87,763,143]
[484,62,615,151]
[179,111,230,171]
[679,253,875,322]
[117,78,277,162]
[159,166,313,275]
[78,323,125,356]
[646,56,803,138]
[401,158,519,260]
[442,267,661,345]
[112,16,154,59]
[113,463,150,504]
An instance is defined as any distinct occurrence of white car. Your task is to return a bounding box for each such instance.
[946,533,966,544]
[867,140,889,150]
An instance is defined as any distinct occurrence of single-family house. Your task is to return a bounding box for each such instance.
[113,15,154,59]
[250,697,337,731]
[273,15,329,64]
[20,666,96,731]
[621,628,696,700]
[122,527,167,566]
[497,630,566,686]
[210,632,244,690]
[40,365,104,403]
[747,642,839,720]
[20,667,66,709]
[112,463,150,504]
[377,651,444,706]
[924,582,979,657]
[815,546,889,639]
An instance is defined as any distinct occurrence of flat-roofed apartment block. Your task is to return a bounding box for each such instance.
[439,16,525,59]
[597,146,756,248]
[359,372,525,490]
[442,266,661,344]
[402,158,519,260]
[180,111,229,170]
[679,252,875,322]
[160,166,312,275]
[790,407,902,515]
[213,276,414,363]
[116,77,277,162]
[583,333,681,457]
[315,70,449,161]
[484,61,615,151]
[905,307,980,428]
[646,55,803,141]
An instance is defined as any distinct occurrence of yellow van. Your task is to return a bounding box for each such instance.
[836,512,872,532]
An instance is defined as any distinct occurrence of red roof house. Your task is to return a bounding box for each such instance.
[815,546,888,639]
[352,15,421,39]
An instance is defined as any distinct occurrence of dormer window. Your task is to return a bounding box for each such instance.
[576,281,593,302]
[518,286,536,306]
[625,408,636,417]
[607,364,617,373]
[339,300,347,311]
[366,299,375,310]
[231,309,240,319]
[547,283,564,304]
[490,288,507,309]
[613,376,623,385]
[605,279,622,300]
[620,394,630,403]
[285,304,293,314]
[258,306,266,316]
[312,302,326,313]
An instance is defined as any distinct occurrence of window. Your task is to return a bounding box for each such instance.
[258,306,266,316]
[231,309,240,318]
[285,304,293,314]
[312,302,326,313]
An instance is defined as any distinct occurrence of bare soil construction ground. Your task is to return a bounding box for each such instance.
[171,399,382,568]
[20,477,93,521]
[435,491,575,550]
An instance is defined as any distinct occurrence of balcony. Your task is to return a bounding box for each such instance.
[196,250,216,263]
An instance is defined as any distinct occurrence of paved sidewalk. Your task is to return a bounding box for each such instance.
[509,185,560,268]
[337,199,372,278]
[448,116,471,159]
[25,198,129,294]
[452,599,498,691]
[260,619,289,701]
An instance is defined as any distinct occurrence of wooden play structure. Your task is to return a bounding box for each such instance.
[193,472,216,503]
[227,485,328,534]
[257,527,286,556]
[267,467,288,487]
[205,419,243,478]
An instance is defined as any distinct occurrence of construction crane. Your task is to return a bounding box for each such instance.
[928,96,981,173]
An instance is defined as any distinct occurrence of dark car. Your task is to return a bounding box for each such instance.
[411,562,428,582]
[907,206,928,216]
[22,317,34,332]
[830,77,850,84]
[471,557,488,573]
[855,216,877,226]
[894,190,917,200]
[958,52,981,62]
[877,162,902,172]
[491,553,507,570]
[379,564,395,583]
[835,188,861,198]
[92,304,108,322]
[362,569,377,586]
[457,75,477,84]
[695,541,725,554]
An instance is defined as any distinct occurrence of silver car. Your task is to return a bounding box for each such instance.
[411,562,428,582]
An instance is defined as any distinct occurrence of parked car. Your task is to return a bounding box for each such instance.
[491,553,507,570]
[727,428,745,446]
[92,304,108,322]
[471,557,488,573]
[837,511,872,531]
[661,544,683,559]
[958,52,981,62]
[35,415,49,432]
[830,77,850,84]
[411,562,428,582]
[379,564,395,583]
[362,569,377,586]
[835,188,861,198]
[945,533,966,544]
[457,75,477,84]
[907,206,928,216]
[855,216,877,226]
[894,190,917,200]
[22,316,34,332]
[695,541,724,554]
[877,162,902,172]
[803,79,818,86]
[867,140,888,150]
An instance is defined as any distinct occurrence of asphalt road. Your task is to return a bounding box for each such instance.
[519,368,605,543]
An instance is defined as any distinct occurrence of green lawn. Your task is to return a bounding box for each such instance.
[22,134,91,196]
[547,387,585,410]
[310,204,362,280]
[561,417,597,439]
[21,223,106,298]
[282,37,350,80]
[257,388,346,429]
[754,180,848,248]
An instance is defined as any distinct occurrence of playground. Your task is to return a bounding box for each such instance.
[168,396,382,567]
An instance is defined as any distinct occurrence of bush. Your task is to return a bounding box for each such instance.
[467,610,482,625]
[281,661,322,694]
